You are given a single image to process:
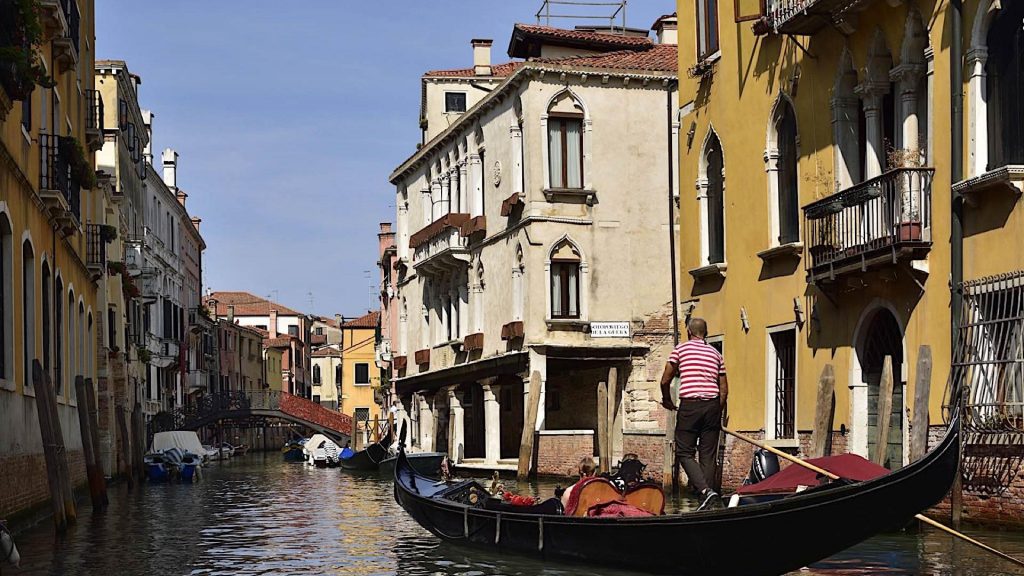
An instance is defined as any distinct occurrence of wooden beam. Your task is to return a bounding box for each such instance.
[517,371,542,480]
[872,356,895,467]
[607,367,618,468]
[911,345,933,462]
[84,379,108,507]
[810,364,836,458]
[43,369,76,523]
[597,381,609,474]
[32,361,67,532]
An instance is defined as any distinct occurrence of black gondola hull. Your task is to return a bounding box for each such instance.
[340,430,392,471]
[394,416,960,575]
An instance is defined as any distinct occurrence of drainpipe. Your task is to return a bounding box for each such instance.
[949,0,964,530]
[667,79,680,347]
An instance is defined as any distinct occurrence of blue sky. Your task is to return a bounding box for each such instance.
[96,1,670,317]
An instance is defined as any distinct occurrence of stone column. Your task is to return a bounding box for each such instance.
[440,175,451,215]
[458,160,469,214]
[966,47,989,178]
[468,152,483,218]
[481,380,502,464]
[861,92,885,180]
[526,348,547,431]
[831,96,861,190]
[431,178,442,221]
[447,386,465,463]
[510,124,524,195]
[894,65,924,220]
[418,393,435,452]
[420,187,432,226]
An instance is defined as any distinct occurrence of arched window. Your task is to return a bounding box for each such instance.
[313,363,321,384]
[549,240,582,319]
[987,0,1024,168]
[545,91,586,190]
[54,276,63,394]
[699,131,726,265]
[87,312,93,380]
[768,97,800,245]
[0,215,11,383]
[78,302,85,382]
[22,240,34,390]
[41,263,51,377]
[832,48,862,189]
[68,289,75,395]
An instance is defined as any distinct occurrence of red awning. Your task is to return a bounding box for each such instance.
[735,453,890,496]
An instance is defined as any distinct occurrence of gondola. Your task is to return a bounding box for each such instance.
[379,451,446,478]
[340,428,393,471]
[394,411,960,575]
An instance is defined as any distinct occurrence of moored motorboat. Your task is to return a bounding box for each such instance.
[282,439,306,462]
[303,434,341,468]
[393,411,961,575]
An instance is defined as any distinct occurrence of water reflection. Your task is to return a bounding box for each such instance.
[7,454,1024,575]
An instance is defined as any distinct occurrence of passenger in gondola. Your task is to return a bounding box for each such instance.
[559,456,598,510]
[660,317,728,511]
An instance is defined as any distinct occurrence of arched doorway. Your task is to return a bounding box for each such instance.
[858,308,905,469]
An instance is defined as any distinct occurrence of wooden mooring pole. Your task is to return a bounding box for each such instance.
[606,367,618,468]
[43,368,77,523]
[810,364,836,458]
[910,346,933,462]
[75,377,106,510]
[872,356,895,467]
[32,361,67,531]
[116,405,134,489]
[662,377,679,492]
[517,371,542,481]
[597,381,609,474]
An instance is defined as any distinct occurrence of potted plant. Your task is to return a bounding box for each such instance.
[68,137,97,190]
[0,0,54,101]
[137,347,152,364]
[886,145,924,241]
[99,224,118,243]
[107,261,125,276]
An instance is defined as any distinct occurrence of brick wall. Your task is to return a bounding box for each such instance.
[623,432,665,480]
[0,450,87,520]
[924,425,1024,527]
[718,430,849,492]
[536,432,595,477]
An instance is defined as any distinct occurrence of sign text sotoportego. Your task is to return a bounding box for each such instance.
[590,322,631,338]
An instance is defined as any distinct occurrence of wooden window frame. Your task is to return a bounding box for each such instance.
[733,0,765,23]
[548,115,584,189]
[696,0,721,62]
[550,260,581,319]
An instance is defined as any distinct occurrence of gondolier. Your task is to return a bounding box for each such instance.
[660,317,728,511]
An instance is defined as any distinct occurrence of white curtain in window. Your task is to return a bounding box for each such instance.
[567,265,578,316]
[551,270,562,317]
[548,122,563,188]
[566,121,582,188]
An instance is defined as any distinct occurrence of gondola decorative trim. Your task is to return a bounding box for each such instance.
[463,507,469,538]
[538,517,544,551]
[495,513,501,544]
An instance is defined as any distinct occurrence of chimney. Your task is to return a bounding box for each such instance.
[162,148,178,189]
[176,189,188,207]
[471,39,492,76]
[142,110,154,164]
[191,216,201,232]
[652,14,678,45]
[269,309,279,338]
[227,304,235,323]
[334,313,342,327]
[379,222,392,234]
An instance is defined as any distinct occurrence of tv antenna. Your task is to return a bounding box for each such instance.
[536,0,627,32]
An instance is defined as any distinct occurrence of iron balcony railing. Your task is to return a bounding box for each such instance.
[85,88,102,133]
[803,167,934,278]
[62,0,80,55]
[86,223,105,270]
[761,0,857,35]
[40,133,71,201]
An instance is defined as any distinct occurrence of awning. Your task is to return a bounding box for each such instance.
[394,351,528,396]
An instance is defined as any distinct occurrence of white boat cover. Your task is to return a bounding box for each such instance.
[150,431,205,455]
[303,434,338,457]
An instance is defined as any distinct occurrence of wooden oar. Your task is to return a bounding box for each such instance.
[722,426,1024,570]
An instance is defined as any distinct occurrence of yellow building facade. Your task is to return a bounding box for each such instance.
[339,312,382,435]
[675,0,1023,493]
[0,0,101,519]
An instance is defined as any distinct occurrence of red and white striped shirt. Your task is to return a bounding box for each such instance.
[668,339,725,400]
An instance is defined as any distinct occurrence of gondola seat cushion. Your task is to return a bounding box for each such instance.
[565,477,622,517]
[586,500,656,518]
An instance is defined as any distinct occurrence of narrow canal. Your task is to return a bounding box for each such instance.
[8,454,1024,575]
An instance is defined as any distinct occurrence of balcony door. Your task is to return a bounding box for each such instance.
[858,308,905,470]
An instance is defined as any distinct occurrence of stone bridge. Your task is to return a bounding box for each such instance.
[149,390,353,443]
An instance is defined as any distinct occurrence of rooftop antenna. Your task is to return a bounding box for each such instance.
[535,0,627,33]
[364,270,374,313]
[267,290,279,303]
[308,291,315,312]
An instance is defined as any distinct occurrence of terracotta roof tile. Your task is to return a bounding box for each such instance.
[342,311,380,329]
[424,61,522,78]
[264,336,301,349]
[312,347,343,358]
[204,291,303,317]
[513,24,652,49]
[533,44,677,73]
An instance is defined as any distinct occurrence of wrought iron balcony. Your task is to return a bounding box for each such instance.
[803,167,933,283]
[39,133,80,231]
[51,0,79,73]
[86,224,106,276]
[759,0,859,36]
[85,88,103,151]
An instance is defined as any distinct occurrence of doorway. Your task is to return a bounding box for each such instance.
[858,308,905,469]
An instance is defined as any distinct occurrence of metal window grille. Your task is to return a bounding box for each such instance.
[947,272,1024,433]
[772,329,796,439]
[354,407,370,422]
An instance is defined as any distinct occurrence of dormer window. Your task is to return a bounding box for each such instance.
[445,92,467,113]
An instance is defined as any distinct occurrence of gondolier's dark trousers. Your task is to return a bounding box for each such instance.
[674,398,722,494]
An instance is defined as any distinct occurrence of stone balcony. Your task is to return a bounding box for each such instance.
[410,213,471,275]
[803,167,933,284]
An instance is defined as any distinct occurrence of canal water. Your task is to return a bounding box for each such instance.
[8,453,1024,575]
